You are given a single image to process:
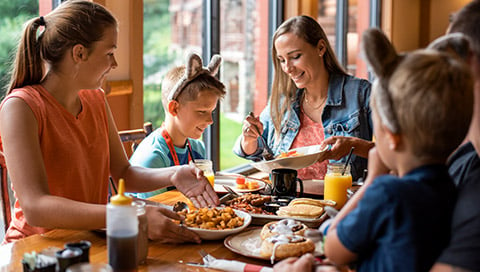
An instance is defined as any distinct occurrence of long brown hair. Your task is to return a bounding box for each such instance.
[7,0,117,94]
[270,15,346,139]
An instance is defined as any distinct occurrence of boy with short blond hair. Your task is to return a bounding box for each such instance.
[129,53,226,198]
[324,28,473,271]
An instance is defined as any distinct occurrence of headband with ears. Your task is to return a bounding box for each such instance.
[167,52,222,101]
[361,28,404,133]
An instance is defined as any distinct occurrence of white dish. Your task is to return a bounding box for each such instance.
[251,145,329,173]
[186,209,252,240]
[213,175,266,193]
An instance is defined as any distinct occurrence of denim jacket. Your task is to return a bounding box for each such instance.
[233,73,372,180]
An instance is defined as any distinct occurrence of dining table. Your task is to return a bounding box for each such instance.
[0,177,330,272]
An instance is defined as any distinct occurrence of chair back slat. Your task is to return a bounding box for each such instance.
[118,122,153,156]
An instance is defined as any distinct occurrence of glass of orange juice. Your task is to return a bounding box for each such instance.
[324,162,352,209]
[194,159,215,187]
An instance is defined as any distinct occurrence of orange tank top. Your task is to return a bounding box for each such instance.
[1,85,110,243]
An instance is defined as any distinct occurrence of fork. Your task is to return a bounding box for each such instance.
[247,112,274,161]
[222,185,240,197]
[198,249,209,258]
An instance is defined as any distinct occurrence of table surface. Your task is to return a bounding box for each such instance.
[0,180,326,271]
[0,191,280,271]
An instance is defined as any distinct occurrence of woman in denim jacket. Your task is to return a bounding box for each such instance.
[233,15,374,180]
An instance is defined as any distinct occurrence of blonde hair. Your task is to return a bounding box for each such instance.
[373,50,473,160]
[161,65,226,109]
[270,15,346,139]
[7,0,117,93]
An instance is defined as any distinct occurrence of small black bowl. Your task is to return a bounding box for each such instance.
[263,201,288,213]
[271,196,295,204]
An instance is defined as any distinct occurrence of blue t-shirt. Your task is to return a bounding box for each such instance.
[128,128,206,198]
[337,164,456,272]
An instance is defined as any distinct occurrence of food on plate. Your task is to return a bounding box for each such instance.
[288,198,336,208]
[235,176,246,185]
[260,219,308,240]
[223,193,273,215]
[277,204,324,219]
[236,179,260,190]
[260,234,315,262]
[177,207,244,230]
[276,150,303,159]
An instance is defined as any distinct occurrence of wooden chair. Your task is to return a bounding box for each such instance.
[111,122,154,195]
[119,122,153,156]
[0,152,12,233]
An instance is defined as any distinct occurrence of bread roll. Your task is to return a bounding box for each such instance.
[260,234,315,263]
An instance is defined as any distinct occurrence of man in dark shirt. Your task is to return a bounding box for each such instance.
[432,1,480,271]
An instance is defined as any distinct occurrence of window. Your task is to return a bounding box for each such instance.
[143,0,379,171]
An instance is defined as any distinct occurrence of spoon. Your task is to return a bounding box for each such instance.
[173,201,189,212]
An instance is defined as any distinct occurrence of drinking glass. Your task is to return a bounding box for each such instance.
[324,163,352,209]
[194,159,215,187]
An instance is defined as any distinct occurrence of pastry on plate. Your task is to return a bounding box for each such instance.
[276,204,324,219]
[260,219,308,240]
[260,234,315,261]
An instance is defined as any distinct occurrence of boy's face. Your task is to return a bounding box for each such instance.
[174,89,219,139]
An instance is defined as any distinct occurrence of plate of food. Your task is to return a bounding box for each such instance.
[251,145,329,173]
[177,207,252,240]
[220,194,332,228]
[224,225,317,263]
[213,175,266,193]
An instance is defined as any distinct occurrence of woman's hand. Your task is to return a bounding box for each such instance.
[320,136,374,160]
[171,163,219,208]
[273,253,315,272]
[145,205,201,243]
[240,112,263,155]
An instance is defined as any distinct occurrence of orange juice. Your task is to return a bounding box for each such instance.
[205,173,215,187]
[324,163,352,209]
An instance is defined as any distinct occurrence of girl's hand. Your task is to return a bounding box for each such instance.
[171,163,219,208]
[145,205,201,243]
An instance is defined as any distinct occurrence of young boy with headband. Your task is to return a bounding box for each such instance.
[130,53,226,198]
[323,28,473,271]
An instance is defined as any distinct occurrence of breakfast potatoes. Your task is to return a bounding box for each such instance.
[177,207,244,230]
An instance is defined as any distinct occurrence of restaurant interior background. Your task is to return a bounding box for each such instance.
[0,0,472,239]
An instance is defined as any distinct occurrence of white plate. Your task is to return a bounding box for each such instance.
[224,228,268,260]
[251,145,329,173]
[213,176,266,193]
[186,209,252,240]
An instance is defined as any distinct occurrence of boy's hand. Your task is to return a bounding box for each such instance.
[145,205,201,243]
[171,163,219,207]
[365,147,391,185]
[273,253,315,272]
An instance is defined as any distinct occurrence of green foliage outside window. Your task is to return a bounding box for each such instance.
[0,0,38,96]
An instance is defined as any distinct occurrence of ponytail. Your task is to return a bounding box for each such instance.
[7,16,45,94]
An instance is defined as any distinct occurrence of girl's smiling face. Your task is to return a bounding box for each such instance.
[78,26,118,89]
[274,32,325,90]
